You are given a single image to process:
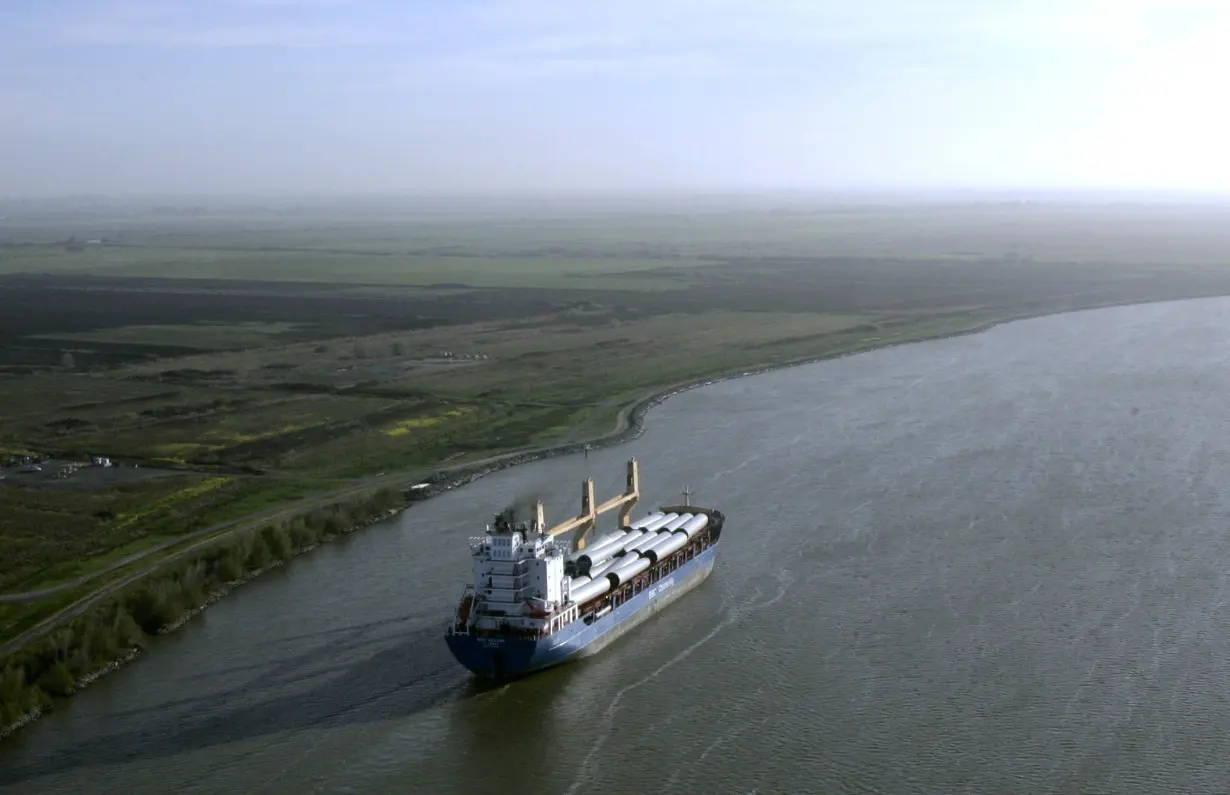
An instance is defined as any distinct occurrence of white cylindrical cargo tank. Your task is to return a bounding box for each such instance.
[576,530,644,572]
[611,529,646,553]
[602,528,632,544]
[677,514,709,539]
[638,513,679,533]
[629,511,667,530]
[572,529,627,560]
[568,529,623,559]
[614,514,684,560]
[569,576,591,589]
[623,532,665,556]
[570,576,612,605]
[643,529,689,564]
[574,533,628,567]
[586,557,622,579]
[660,513,693,533]
[591,528,636,553]
[604,529,650,559]
[606,555,651,588]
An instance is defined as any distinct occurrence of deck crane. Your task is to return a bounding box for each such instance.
[534,458,640,550]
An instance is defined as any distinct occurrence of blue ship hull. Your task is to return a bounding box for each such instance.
[446,542,718,679]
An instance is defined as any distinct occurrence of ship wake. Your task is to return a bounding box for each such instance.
[564,569,797,795]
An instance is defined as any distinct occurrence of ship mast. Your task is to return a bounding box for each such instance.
[682,485,692,507]
[539,458,640,550]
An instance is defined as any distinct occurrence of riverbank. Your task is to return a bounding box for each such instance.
[0,494,404,741]
[0,293,1213,743]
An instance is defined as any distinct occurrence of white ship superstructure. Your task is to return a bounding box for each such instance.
[461,514,579,636]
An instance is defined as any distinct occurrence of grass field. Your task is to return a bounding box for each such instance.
[6,197,1230,638]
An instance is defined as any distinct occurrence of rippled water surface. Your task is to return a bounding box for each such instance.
[6,298,1230,794]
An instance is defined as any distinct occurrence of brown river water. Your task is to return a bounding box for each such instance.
[5,297,1230,794]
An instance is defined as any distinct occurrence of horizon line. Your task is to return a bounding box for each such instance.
[6,187,1230,204]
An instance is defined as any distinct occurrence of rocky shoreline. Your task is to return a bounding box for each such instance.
[0,707,42,741]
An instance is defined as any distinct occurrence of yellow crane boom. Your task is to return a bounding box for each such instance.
[538,458,640,550]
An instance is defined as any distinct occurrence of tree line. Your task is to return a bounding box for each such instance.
[1,487,405,732]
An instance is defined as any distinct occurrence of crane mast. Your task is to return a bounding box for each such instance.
[538,458,640,550]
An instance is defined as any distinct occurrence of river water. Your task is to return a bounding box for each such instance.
[6,298,1230,794]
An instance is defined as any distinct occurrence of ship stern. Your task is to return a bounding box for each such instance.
[444,632,542,680]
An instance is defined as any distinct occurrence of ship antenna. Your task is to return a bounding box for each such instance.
[682,485,692,507]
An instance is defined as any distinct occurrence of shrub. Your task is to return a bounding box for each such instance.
[245,533,271,569]
[287,518,317,549]
[177,560,208,608]
[214,550,244,582]
[261,524,292,561]
[0,665,45,726]
[37,662,75,698]
[127,582,183,634]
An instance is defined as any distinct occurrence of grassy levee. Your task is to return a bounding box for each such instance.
[8,200,1230,737]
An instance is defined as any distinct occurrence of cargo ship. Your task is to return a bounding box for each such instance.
[444,458,724,680]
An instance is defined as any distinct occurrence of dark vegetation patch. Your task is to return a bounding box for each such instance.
[61,391,182,411]
[0,274,671,360]
[138,398,250,419]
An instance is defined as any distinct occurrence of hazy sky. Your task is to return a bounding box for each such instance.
[3,0,1229,196]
